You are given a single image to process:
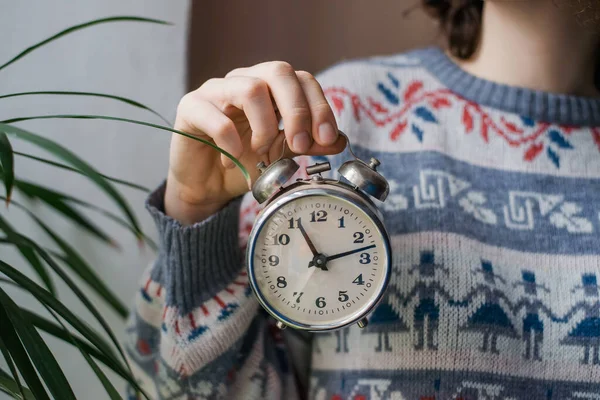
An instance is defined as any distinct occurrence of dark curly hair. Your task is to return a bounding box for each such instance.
[421,0,600,92]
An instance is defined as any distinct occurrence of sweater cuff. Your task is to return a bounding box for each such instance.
[146,181,244,314]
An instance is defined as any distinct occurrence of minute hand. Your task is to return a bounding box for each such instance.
[326,244,376,262]
[298,220,319,257]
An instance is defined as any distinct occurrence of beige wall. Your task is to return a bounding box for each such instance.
[187,1,441,89]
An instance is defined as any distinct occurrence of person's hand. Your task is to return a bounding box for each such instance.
[165,62,347,225]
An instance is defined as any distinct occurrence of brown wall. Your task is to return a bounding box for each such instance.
[187,1,441,90]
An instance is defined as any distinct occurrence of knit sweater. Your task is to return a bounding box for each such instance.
[125,47,600,400]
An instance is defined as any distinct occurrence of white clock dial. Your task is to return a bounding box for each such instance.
[249,193,390,329]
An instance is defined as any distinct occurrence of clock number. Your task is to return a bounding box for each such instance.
[353,232,364,243]
[338,291,349,302]
[352,274,365,285]
[315,297,326,308]
[270,234,290,246]
[277,276,287,288]
[287,217,300,229]
[310,210,327,222]
[293,291,304,303]
[338,216,345,228]
[359,253,371,264]
[268,255,279,266]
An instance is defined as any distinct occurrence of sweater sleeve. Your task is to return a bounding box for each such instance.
[124,181,300,400]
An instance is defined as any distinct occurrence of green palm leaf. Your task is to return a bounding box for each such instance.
[0,216,55,295]
[15,246,55,296]
[0,133,14,204]
[2,115,251,184]
[0,228,130,370]
[0,179,117,247]
[0,122,142,241]
[43,305,123,400]
[0,277,143,386]
[0,179,155,249]
[0,91,170,126]
[0,260,149,398]
[18,308,124,379]
[35,215,128,317]
[0,287,76,400]
[0,299,52,400]
[0,16,171,72]
[0,338,29,400]
[14,151,150,192]
[0,263,128,379]
[0,368,34,400]
[0,256,153,400]
[76,342,124,400]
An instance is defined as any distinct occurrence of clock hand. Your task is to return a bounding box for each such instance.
[325,244,376,262]
[298,219,319,258]
[299,222,329,270]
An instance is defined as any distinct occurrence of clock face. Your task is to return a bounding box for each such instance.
[248,191,390,330]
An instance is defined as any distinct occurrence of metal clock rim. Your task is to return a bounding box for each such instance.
[246,185,392,332]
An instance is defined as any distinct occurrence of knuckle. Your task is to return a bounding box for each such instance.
[239,77,268,100]
[295,70,315,81]
[213,119,235,136]
[199,77,221,91]
[286,106,312,122]
[251,134,272,148]
[196,78,225,103]
[225,67,244,78]
[177,92,197,114]
[268,61,294,77]
[311,102,334,118]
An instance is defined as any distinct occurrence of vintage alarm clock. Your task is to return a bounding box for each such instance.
[246,133,392,331]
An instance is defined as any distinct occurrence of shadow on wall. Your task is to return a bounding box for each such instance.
[187,1,441,90]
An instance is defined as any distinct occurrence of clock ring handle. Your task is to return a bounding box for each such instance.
[336,130,361,162]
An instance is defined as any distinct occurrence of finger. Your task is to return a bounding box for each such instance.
[270,130,347,161]
[176,94,242,168]
[295,70,339,146]
[306,133,347,156]
[200,77,279,155]
[232,61,313,154]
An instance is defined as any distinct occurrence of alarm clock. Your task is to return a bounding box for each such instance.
[246,134,392,331]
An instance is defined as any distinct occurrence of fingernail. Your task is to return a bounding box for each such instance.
[292,131,311,153]
[257,145,270,155]
[318,122,338,145]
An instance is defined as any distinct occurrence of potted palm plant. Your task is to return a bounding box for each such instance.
[0,16,248,400]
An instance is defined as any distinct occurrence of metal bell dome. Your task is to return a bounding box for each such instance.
[338,157,389,201]
[251,158,299,203]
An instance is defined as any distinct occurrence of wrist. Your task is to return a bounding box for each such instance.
[164,180,228,225]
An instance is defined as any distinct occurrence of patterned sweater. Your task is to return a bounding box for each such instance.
[126,48,600,400]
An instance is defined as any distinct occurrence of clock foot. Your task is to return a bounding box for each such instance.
[357,318,368,329]
[276,321,287,330]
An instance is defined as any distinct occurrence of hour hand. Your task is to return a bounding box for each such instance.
[326,244,376,262]
[298,220,319,257]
